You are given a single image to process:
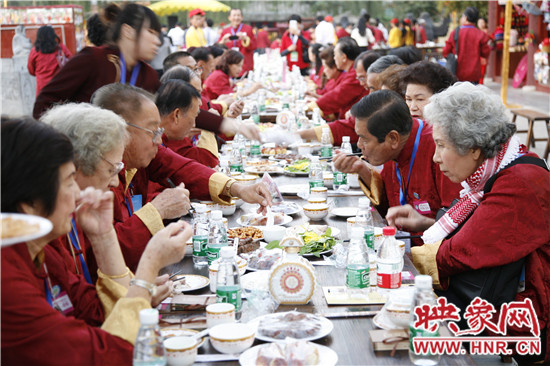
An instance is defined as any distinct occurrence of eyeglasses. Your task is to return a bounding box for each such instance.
[126,122,164,143]
[192,66,203,76]
[356,75,367,82]
[101,157,125,176]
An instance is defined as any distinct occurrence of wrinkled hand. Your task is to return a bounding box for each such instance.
[150,183,190,219]
[221,33,231,43]
[226,100,244,118]
[231,182,272,214]
[75,187,115,237]
[344,110,352,119]
[217,94,235,105]
[151,274,173,307]
[186,127,202,139]
[142,220,192,270]
[332,153,365,175]
[208,108,220,116]
[240,122,261,141]
[386,204,434,232]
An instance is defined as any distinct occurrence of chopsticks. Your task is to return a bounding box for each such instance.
[166,178,195,215]
[320,152,363,161]
[317,310,378,318]
[168,269,184,280]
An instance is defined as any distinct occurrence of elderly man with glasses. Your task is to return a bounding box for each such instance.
[90,83,272,271]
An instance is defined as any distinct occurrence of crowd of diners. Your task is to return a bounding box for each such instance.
[2,3,549,365]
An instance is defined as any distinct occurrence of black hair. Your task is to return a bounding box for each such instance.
[156,79,201,116]
[206,18,213,27]
[160,65,196,84]
[92,83,154,122]
[1,117,74,216]
[464,6,479,24]
[108,3,161,44]
[319,45,336,69]
[215,49,244,74]
[335,37,360,61]
[309,43,324,75]
[209,45,225,58]
[289,14,302,24]
[86,13,108,47]
[163,50,192,72]
[316,15,324,22]
[400,61,456,94]
[351,90,412,142]
[34,25,60,54]
[354,50,381,72]
[357,15,367,37]
[190,47,212,63]
[367,55,404,73]
[388,46,422,65]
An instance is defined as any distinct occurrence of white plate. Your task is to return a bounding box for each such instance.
[239,342,338,366]
[236,214,293,227]
[160,327,206,348]
[270,202,301,215]
[331,207,359,217]
[244,166,285,175]
[248,312,334,342]
[172,275,210,292]
[372,307,402,330]
[286,225,341,238]
[283,169,309,176]
[1,213,53,247]
[240,271,270,292]
[278,184,309,196]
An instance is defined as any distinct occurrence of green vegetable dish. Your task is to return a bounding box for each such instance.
[283,159,310,173]
[265,227,337,257]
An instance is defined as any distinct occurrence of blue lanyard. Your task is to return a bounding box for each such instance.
[67,219,92,284]
[43,263,54,307]
[125,182,134,217]
[119,54,141,86]
[396,119,424,206]
[231,24,243,46]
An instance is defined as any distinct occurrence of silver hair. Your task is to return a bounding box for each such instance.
[160,65,199,84]
[424,82,516,158]
[367,55,403,74]
[41,103,129,176]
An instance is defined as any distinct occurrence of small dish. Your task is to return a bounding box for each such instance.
[261,225,286,243]
[302,203,329,221]
[172,275,210,293]
[209,323,255,354]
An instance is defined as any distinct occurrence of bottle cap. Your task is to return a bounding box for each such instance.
[351,227,364,240]
[220,246,234,259]
[358,197,371,209]
[139,308,159,325]
[195,203,207,213]
[415,275,433,289]
[342,136,350,143]
[211,210,223,220]
[382,226,396,236]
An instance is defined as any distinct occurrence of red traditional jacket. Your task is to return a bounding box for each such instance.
[316,68,368,120]
[162,135,218,168]
[219,23,256,75]
[317,71,343,96]
[280,31,309,70]
[27,43,72,96]
[33,45,160,118]
[379,119,462,218]
[256,29,270,49]
[1,243,133,365]
[203,69,233,101]
[442,25,491,83]
[112,145,217,271]
[325,116,358,146]
[436,155,550,362]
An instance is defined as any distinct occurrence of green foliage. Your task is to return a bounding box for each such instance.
[437,1,489,19]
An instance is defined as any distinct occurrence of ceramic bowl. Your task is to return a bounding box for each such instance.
[297,143,312,155]
[232,198,244,208]
[310,186,328,200]
[233,174,258,186]
[218,201,236,216]
[164,336,198,366]
[209,323,255,354]
[323,172,334,188]
[385,287,415,328]
[261,225,286,243]
[302,203,329,221]
[307,197,327,205]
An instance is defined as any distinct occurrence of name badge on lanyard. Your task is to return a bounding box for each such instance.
[396,119,424,206]
[131,194,143,212]
[289,34,299,62]
[44,264,74,315]
[413,192,431,215]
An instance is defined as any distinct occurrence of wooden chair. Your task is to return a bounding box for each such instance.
[510,109,550,157]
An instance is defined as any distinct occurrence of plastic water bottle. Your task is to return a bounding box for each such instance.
[216,246,242,318]
[346,227,370,298]
[207,210,228,265]
[355,198,375,253]
[320,127,333,159]
[133,309,166,366]
[230,141,244,174]
[308,156,324,191]
[312,107,322,126]
[409,275,440,366]
[377,226,403,289]
[333,136,352,190]
[218,157,230,176]
[192,204,209,266]
[249,140,261,158]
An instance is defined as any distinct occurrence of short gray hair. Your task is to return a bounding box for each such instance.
[160,65,198,84]
[367,55,403,74]
[424,82,516,158]
[41,103,129,176]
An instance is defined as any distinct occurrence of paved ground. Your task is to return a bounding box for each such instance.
[483,79,550,163]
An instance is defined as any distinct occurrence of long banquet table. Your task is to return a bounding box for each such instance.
[161,173,475,365]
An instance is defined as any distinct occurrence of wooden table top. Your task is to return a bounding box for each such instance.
[161,173,475,365]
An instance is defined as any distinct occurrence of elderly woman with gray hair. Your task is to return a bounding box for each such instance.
[41,103,174,303]
[387,83,549,363]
